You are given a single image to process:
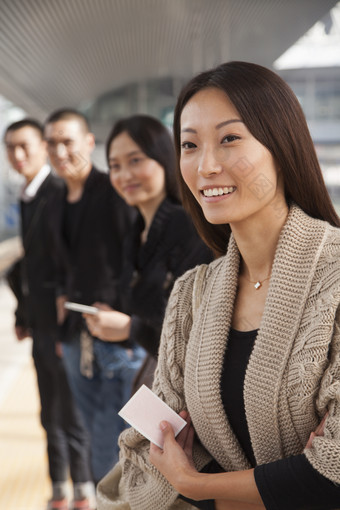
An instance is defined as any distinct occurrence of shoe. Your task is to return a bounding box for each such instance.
[71,498,92,510]
[47,498,68,510]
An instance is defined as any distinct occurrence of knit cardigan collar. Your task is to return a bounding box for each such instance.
[185,204,329,470]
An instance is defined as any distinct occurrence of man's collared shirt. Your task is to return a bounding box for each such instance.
[21,164,51,202]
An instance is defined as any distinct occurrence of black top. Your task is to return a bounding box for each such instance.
[63,200,83,249]
[181,328,340,510]
[56,166,136,340]
[220,328,257,466]
[119,198,213,357]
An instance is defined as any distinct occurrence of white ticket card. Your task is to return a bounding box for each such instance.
[64,301,98,315]
[118,384,187,448]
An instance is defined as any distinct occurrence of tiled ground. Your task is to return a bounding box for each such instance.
[0,280,58,510]
[0,361,51,510]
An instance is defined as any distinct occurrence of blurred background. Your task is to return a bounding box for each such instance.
[0,1,339,508]
[1,0,340,244]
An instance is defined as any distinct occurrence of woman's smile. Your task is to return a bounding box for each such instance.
[200,185,236,199]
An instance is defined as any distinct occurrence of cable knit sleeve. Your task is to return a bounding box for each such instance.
[304,304,340,484]
[117,267,211,510]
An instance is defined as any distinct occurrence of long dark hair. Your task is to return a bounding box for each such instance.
[173,61,340,256]
[106,114,179,203]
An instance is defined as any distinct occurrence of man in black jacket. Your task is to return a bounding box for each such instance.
[44,110,142,485]
[4,119,94,510]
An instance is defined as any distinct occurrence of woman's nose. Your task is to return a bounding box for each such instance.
[197,148,223,177]
[120,166,134,180]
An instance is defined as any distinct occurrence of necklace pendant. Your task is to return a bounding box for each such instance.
[254,281,261,290]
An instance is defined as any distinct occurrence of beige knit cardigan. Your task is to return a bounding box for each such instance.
[117,205,340,510]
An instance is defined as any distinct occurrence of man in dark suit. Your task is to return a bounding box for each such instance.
[44,110,143,485]
[4,119,94,510]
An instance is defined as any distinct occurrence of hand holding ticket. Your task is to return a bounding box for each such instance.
[118,385,187,448]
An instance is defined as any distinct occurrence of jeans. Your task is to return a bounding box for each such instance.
[62,334,145,482]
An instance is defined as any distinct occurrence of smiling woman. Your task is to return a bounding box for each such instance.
[99,62,340,510]
[179,87,284,230]
[84,114,212,379]
[108,131,167,218]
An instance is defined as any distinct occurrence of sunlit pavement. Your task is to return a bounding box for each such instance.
[0,279,53,509]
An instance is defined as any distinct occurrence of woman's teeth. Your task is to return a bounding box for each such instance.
[202,187,235,197]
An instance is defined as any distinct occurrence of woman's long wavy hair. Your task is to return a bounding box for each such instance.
[173,61,340,257]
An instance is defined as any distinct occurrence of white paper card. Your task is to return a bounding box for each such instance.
[64,301,98,315]
[118,384,187,448]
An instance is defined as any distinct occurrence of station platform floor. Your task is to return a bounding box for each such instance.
[0,279,72,510]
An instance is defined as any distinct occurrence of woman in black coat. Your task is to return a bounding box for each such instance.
[84,115,213,386]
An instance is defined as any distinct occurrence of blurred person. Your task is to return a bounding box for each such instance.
[4,119,94,510]
[84,115,213,392]
[98,62,340,510]
[44,109,141,485]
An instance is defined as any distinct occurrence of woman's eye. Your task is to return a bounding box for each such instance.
[181,141,196,150]
[222,135,240,143]
[109,163,119,172]
[130,157,142,165]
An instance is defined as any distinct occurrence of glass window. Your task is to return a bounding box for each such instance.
[315,79,340,120]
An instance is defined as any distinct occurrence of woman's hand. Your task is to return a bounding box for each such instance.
[305,412,328,449]
[56,294,68,325]
[83,303,131,341]
[93,302,114,312]
[149,411,200,497]
[150,411,265,506]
